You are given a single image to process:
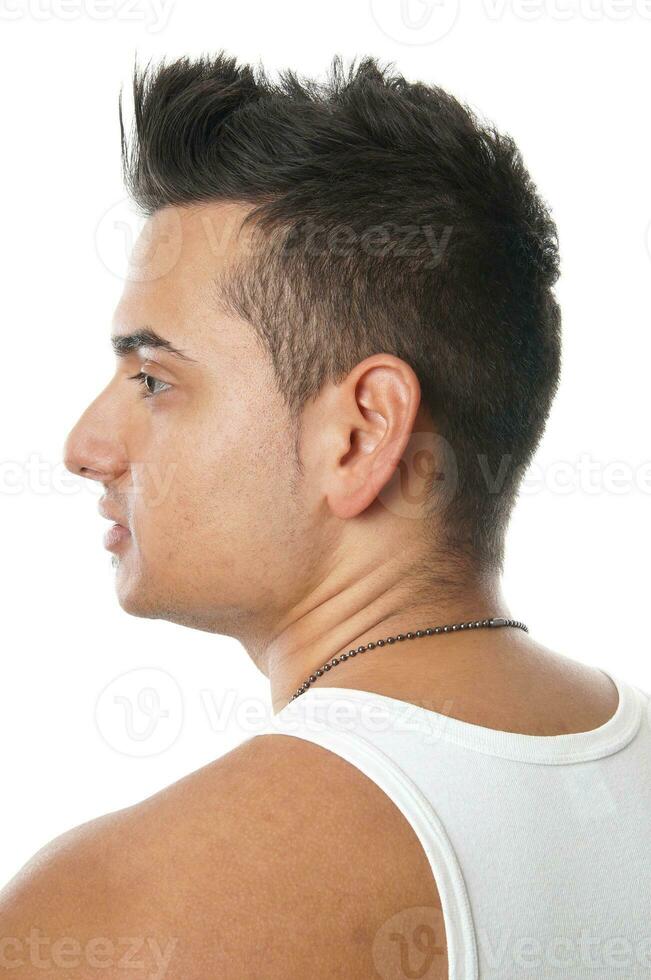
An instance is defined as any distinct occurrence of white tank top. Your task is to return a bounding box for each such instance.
[257,668,651,979]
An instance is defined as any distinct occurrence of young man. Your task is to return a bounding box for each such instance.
[1,52,649,979]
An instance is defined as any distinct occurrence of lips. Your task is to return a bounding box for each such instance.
[103,523,131,551]
[98,497,131,554]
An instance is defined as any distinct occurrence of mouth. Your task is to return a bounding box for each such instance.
[103,523,131,552]
[98,497,131,551]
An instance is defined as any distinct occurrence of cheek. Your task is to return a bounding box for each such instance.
[130,453,188,526]
[131,399,301,551]
[200,431,300,551]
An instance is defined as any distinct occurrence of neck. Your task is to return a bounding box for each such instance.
[264,557,512,712]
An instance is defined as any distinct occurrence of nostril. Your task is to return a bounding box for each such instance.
[79,467,107,481]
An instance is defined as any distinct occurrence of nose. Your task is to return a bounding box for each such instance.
[63,394,128,484]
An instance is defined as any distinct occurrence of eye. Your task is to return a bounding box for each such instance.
[128,371,171,399]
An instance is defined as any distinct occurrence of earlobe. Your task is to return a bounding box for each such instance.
[317,354,422,522]
[326,432,408,521]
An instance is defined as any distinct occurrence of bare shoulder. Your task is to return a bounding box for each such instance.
[0,733,447,979]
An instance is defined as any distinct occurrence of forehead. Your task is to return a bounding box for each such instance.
[112,200,258,354]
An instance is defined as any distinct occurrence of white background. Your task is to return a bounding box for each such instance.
[1,0,650,885]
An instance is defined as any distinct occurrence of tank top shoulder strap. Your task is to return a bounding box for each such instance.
[257,691,481,979]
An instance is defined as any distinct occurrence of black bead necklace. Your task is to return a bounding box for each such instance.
[290,616,528,702]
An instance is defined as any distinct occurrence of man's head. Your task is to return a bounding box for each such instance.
[63,52,561,644]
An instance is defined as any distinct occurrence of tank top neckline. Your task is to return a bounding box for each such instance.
[280,668,643,764]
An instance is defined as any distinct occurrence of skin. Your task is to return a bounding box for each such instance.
[0,200,620,978]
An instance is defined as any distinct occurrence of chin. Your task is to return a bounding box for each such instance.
[112,565,159,620]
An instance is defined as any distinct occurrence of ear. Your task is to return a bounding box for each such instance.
[318,354,424,521]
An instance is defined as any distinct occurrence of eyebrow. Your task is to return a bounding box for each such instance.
[110,327,197,362]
